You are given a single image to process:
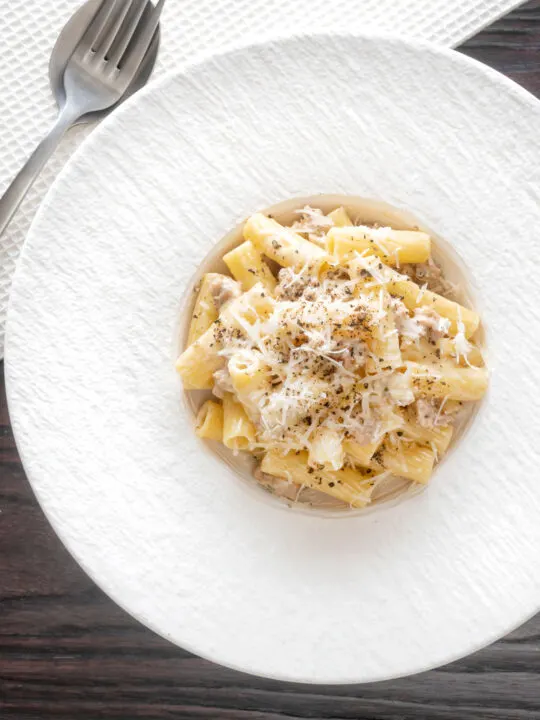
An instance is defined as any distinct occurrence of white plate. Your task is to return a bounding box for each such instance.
[5,32,540,684]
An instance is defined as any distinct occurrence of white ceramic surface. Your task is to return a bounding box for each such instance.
[6,33,540,684]
[0,0,526,356]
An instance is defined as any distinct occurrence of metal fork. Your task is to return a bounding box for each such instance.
[0,0,165,237]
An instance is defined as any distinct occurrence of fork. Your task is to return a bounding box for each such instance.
[0,0,165,237]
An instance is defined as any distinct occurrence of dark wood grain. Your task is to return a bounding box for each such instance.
[2,4,540,718]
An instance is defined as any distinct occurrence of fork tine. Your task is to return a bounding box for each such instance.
[118,0,165,74]
[78,0,120,53]
[107,0,149,68]
[96,0,137,60]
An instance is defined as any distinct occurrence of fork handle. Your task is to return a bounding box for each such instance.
[0,104,81,238]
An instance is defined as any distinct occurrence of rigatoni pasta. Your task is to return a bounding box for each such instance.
[243,212,327,268]
[222,393,257,450]
[223,240,276,293]
[261,450,375,507]
[195,400,224,441]
[187,273,221,345]
[378,444,436,485]
[326,206,353,227]
[326,226,431,265]
[177,203,488,510]
[407,362,488,401]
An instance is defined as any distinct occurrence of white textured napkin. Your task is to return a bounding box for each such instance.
[0,0,524,356]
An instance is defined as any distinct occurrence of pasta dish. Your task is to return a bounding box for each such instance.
[176,204,488,509]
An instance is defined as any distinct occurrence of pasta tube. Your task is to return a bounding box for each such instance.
[195,400,224,441]
[243,213,327,268]
[223,393,257,450]
[187,273,221,345]
[261,450,374,507]
[228,350,271,418]
[223,240,276,293]
[407,362,489,401]
[401,338,440,364]
[400,417,454,456]
[176,324,223,389]
[343,438,382,467]
[219,282,274,328]
[327,226,431,265]
[228,350,269,394]
[327,206,353,227]
[380,443,435,484]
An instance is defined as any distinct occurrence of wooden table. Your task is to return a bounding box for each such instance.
[2,3,540,717]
